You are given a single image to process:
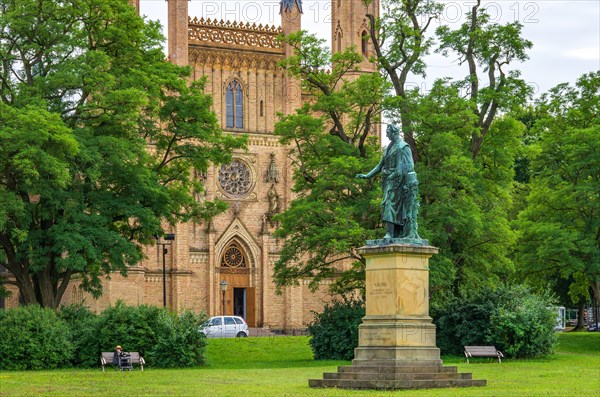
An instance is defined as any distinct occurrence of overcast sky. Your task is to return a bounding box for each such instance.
[139,0,599,96]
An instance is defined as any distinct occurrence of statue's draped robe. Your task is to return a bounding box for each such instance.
[379,140,414,227]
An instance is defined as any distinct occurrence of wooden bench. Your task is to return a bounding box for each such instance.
[464,346,504,363]
[100,352,146,371]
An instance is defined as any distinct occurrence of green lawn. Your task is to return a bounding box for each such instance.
[1,333,598,396]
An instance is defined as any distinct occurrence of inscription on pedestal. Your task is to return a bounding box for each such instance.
[367,273,396,316]
[370,281,393,297]
[361,327,394,346]
[359,322,437,347]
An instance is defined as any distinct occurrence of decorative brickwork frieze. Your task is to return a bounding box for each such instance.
[188,17,284,54]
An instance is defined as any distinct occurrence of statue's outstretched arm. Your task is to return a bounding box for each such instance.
[356,153,384,179]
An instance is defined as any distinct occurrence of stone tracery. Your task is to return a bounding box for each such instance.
[218,159,253,197]
[221,241,247,268]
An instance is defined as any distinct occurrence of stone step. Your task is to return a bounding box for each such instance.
[323,371,472,381]
[338,364,458,374]
[309,378,487,390]
[413,372,472,381]
[351,359,444,367]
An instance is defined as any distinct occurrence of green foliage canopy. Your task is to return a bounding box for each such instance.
[273,0,533,298]
[273,31,387,295]
[516,71,600,304]
[0,0,245,308]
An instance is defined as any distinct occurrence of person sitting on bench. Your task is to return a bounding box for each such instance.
[112,345,131,370]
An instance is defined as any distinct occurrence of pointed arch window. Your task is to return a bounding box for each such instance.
[226,80,244,129]
[361,30,369,57]
[336,31,342,52]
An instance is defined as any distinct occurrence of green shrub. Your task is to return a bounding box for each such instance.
[487,294,557,358]
[432,291,498,356]
[95,301,162,358]
[432,284,557,358]
[150,310,208,368]
[94,302,208,368]
[0,302,209,370]
[58,304,100,367]
[307,299,365,360]
[0,306,73,370]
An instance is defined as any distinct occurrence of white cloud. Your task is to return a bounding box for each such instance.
[565,48,600,61]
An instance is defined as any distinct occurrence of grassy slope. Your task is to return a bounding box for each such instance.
[0,333,598,396]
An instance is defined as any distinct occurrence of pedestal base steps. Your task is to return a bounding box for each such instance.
[309,360,487,390]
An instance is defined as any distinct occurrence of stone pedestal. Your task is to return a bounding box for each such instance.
[309,243,486,390]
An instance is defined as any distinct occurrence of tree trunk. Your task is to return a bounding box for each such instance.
[591,281,600,307]
[34,270,59,309]
[13,270,37,306]
[9,258,71,309]
[572,300,586,331]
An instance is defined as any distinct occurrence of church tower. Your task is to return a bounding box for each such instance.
[280,0,303,115]
[280,0,302,36]
[332,0,379,74]
[167,0,189,66]
[128,0,139,15]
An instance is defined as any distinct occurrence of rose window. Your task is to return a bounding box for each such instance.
[221,243,247,268]
[218,160,252,197]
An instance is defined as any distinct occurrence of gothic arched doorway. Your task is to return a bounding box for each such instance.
[219,240,256,326]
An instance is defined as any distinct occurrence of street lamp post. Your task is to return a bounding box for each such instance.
[220,280,228,315]
[157,233,175,308]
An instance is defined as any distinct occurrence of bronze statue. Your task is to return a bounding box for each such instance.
[356,124,422,241]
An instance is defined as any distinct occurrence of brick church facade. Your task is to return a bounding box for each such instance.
[3,0,379,329]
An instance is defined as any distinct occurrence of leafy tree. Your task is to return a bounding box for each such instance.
[365,0,443,161]
[367,0,531,157]
[0,0,245,308]
[272,32,387,295]
[436,0,533,158]
[273,1,532,296]
[401,80,521,294]
[516,72,600,307]
[365,0,531,293]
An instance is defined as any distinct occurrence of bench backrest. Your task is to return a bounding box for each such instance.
[128,352,141,363]
[101,352,143,364]
[464,346,499,355]
[101,352,114,363]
